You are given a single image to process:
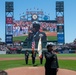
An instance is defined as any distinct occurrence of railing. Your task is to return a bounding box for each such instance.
[22,41,47,48]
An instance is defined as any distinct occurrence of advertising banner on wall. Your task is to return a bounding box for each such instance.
[5,35,13,43]
[57,34,64,43]
[6,25,13,35]
[57,16,64,24]
[6,17,13,24]
[57,25,64,33]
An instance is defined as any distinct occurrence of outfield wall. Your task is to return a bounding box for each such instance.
[0,51,6,54]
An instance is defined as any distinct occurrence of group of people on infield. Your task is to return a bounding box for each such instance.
[24,50,43,65]
[24,44,59,75]
[24,22,59,75]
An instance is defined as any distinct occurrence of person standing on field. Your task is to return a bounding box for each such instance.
[44,44,59,75]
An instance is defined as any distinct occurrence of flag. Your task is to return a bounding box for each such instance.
[32,38,35,51]
[38,37,42,58]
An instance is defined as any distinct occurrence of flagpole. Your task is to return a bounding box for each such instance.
[32,38,35,53]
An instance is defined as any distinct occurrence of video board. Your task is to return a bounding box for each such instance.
[13,20,57,41]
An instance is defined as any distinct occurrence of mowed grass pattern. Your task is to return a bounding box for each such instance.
[13,36,57,41]
[0,54,76,71]
[0,54,76,58]
[59,60,76,71]
[0,59,76,71]
[57,54,76,57]
[13,36,27,41]
[0,54,24,58]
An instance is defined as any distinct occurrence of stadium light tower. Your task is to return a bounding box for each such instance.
[56,1,65,45]
[5,2,14,44]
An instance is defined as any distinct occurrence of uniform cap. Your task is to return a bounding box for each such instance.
[46,43,55,48]
[33,22,40,29]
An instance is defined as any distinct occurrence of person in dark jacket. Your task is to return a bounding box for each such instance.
[25,22,47,48]
[26,23,47,42]
[25,50,29,64]
[44,44,59,75]
[31,51,36,64]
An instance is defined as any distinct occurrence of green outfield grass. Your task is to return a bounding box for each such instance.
[57,54,76,57]
[0,54,76,58]
[47,36,57,41]
[0,59,45,70]
[0,59,76,71]
[13,36,57,41]
[13,36,27,41]
[0,54,76,71]
[0,54,24,58]
[59,60,76,71]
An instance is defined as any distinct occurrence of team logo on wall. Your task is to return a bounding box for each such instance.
[57,34,64,43]
[43,15,49,21]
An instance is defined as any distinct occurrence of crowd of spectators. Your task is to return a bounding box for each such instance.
[40,22,57,32]
[13,21,57,37]
[0,45,8,51]
[13,21,32,37]
[0,42,22,54]
[0,38,76,54]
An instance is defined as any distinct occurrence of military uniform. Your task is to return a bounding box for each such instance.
[25,31,47,47]
[25,50,29,64]
[40,52,43,64]
[27,31,46,41]
[31,51,36,64]
[25,23,47,48]
[45,51,59,75]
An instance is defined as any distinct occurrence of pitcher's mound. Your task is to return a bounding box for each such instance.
[5,67,76,75]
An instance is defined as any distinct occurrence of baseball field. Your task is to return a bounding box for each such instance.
[0,54,76,75]
[0,54,76,70]
[13,32,57,41]
[13,36,57,41]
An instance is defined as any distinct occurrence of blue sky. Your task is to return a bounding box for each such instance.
[0,0,76,43]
